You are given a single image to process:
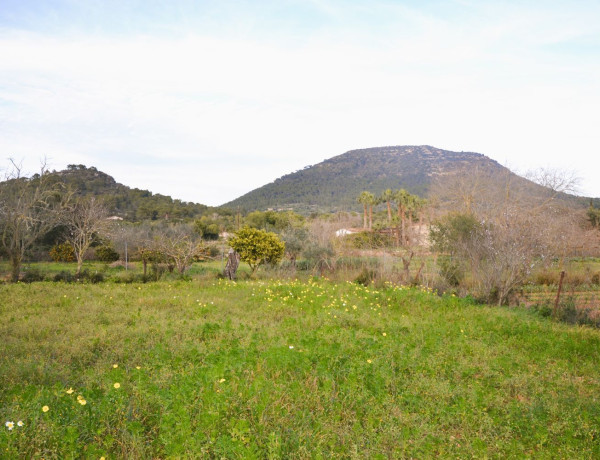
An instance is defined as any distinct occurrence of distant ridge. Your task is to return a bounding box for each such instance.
[222,145,512,213]
[47,165,209,221]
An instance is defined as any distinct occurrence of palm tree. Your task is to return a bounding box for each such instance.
[366,192,376,230]
[394,189,410,245]
[357,191,371,229]
[380,189,394,225]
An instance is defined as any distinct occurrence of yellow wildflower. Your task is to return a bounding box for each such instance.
[42,406,49,412]
[113,382,121,389]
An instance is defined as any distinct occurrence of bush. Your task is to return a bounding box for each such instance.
[354,268,376,286]
[95,245,120,263]
[347,232,394,249]
[438,256,463,287]
[49,243,75,262]
[54,271,74,282]
[533,269,559,286]
[21,268,46,283]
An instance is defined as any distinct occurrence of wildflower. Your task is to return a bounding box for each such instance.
[17,421,23,427]
[218,378,226,383]
[77,395,84,400]
[78,399,87,406]
[5,421,14,430]
[42,406,49,412]
[113,382,121,389]
[136,366,141,370]
[112,364,118,368]
[367,359,373,364]
[382,332,387,337]
[66,387,75,394]
[289,345,294,349]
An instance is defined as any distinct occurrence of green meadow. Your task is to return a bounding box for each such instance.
[1,279,599,458]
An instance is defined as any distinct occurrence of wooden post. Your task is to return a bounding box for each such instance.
[553,271,566,317]
[224,249,240,280]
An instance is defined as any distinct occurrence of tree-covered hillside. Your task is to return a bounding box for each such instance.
[48,164,209,221]
[222,145,511,213]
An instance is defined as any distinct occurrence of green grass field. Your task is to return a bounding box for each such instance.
[1,278,599,458]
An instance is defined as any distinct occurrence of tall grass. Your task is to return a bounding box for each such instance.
[1,279,599,458]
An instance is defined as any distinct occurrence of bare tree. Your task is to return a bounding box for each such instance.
[431,166,589,305]
[0,160,68,282]
[154,224,206,274]
[62,197,109,276]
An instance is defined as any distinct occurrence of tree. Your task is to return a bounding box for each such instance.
[280,226,309,269]
[430,167,589,305]
[394,189,410,246]
[154,224,207,274]
[0,161,68,282]
[357,191,372,229]
[380,189,394,224]
[62,197,109,276]
[228,226,285,274]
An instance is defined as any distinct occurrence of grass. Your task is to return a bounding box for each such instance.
[1,278,600,458]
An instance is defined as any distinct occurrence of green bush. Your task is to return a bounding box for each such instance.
[21,268,46,283]
[95,245,120,263]
[347,232,394,249]
[49,243,75,262]
[54,271,74,283]
[354,268,376,286]
[438,256,463,287]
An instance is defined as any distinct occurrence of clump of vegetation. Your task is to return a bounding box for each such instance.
[228,226,285,275]
[95,245,120,263]
[49,242,75,262]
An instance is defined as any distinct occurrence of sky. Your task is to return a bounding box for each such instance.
[1,0,599,206]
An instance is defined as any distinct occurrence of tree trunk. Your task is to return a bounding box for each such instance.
[224,249,241,280]
[401,210,406,246]
[386,201,392,223]
[76,255,84,277]
[10,254,21,283]
[369,205,373,229]
[363,204,368,229]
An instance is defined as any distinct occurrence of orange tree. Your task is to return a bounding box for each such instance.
[228,226,285,275]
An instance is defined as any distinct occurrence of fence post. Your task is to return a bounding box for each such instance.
[553,271,566,318]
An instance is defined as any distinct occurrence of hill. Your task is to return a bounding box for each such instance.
[222,145,580,213]
[48,164,209,221]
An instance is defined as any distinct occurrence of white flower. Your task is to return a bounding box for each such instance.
[289,345,294,349]
[17,421,24,427]
[5,421,14,430]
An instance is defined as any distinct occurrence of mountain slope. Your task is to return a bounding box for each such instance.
[222,145,513,213]
[48,165,209,221]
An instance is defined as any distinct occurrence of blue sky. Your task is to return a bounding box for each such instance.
[1,0,599,205]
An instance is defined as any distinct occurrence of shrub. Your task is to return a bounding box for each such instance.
[49,243,75,262]
[347,232,394,249]
[354,268,376,286]
[21,268,45,283]
[95,245,120,263]
[54,271,74,283]
[228,226,285,274]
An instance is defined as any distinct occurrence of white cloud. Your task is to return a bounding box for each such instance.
[1,1,600,203]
